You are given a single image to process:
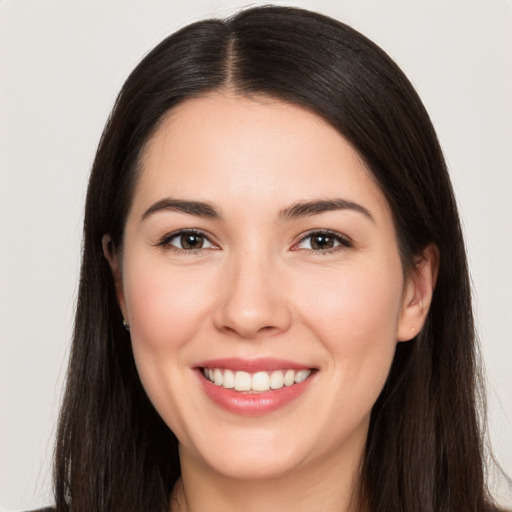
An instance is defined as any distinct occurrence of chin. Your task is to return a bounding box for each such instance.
[198,444,307,481]
[176,420,313,480]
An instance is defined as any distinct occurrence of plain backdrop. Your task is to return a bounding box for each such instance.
[1,0,511,510]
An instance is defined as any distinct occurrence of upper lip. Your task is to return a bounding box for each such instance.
[195,357,314,373]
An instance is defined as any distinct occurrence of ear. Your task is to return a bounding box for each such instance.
[397,244,439,342]
[102,234,127,319]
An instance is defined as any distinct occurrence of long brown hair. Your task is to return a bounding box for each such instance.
[54,6,502,511]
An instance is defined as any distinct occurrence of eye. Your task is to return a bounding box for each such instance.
[294,231,352,252]
[158,230,216,251]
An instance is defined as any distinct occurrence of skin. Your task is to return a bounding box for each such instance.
[105,93,437,512]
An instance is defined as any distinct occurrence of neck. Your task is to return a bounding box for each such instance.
[170,438,366,512]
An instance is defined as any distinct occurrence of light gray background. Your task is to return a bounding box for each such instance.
[1,0,511,510]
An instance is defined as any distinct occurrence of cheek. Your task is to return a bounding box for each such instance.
[301,259,403,339]
[297,259,403,401]
[124,257,209,347]
[120,253,214,403]
[120,254,216,438]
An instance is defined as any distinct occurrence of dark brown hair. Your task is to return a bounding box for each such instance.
[54,6,502,512]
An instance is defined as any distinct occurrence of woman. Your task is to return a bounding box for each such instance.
[47,5,505,512]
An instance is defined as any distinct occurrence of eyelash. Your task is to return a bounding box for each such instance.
[156,229,353,254]
[293,229,353,255]
[156,229,218,254]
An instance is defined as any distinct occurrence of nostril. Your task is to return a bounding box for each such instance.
[217,323,288,340]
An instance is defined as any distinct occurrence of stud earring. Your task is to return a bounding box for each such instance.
[123,318,130,331]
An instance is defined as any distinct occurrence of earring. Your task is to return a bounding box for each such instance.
[123,318,130,331]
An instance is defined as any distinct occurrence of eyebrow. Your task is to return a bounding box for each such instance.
[279,198,374,222]
[142,198,222,221]
[141,197,374,223]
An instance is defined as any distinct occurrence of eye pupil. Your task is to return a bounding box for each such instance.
[311,234,334,250]
[181,233,203,249]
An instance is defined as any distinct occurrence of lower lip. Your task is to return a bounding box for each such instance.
[197,370,315,417]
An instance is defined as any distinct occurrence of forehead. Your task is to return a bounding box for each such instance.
[134,93,389,217]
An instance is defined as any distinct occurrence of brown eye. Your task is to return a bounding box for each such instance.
[180,233,205,249]
[295,231,352,251]
[310,234,335,250]
[162,230,215,251]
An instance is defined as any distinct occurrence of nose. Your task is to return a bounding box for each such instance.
[213,252,292,339]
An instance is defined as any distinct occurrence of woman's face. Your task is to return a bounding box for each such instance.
[110,93,428,480]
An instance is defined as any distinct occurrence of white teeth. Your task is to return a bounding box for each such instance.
[284,369,295,386]
[234,371,252,391]
[213,368,223,386]
[223,369,235,389]
[295,369,311,383]
[269,370,284,389]
[203,367,313,392]
[251,371,270,391]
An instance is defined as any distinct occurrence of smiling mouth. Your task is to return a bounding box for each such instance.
[201,367,314,393]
